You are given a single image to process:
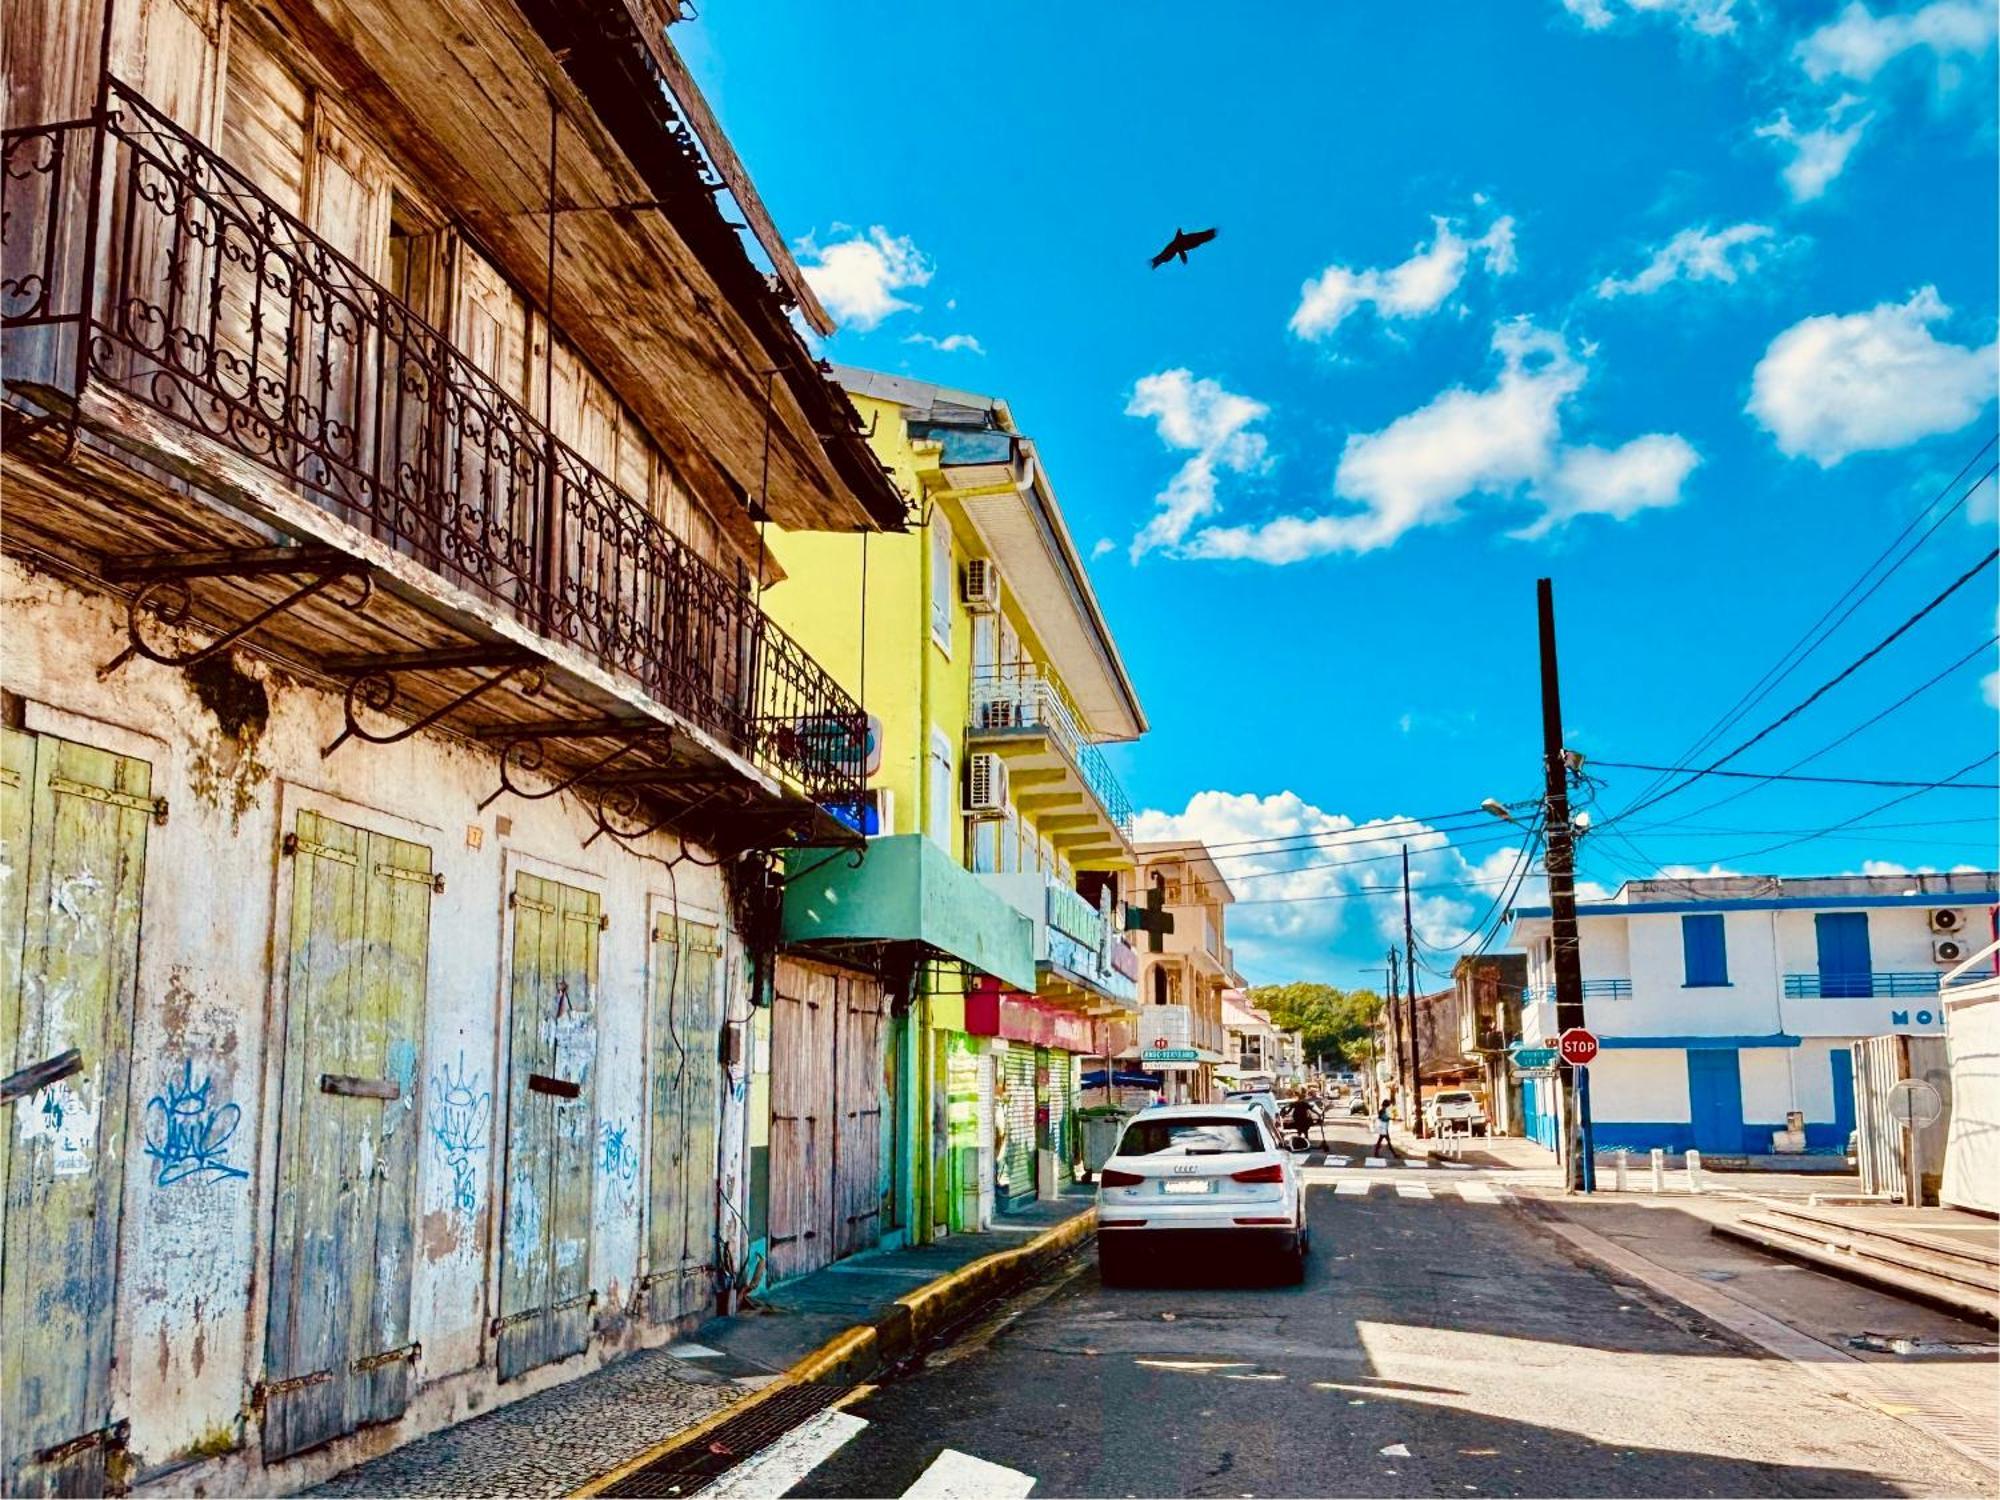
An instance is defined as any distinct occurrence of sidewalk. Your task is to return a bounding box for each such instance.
[311,1191,1095,1499]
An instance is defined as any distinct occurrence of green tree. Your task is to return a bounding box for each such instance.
[1247,983,1383,1069]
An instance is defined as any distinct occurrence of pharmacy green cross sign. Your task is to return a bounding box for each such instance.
[1125,873,1175,953]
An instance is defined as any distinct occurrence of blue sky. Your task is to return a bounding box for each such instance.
[685,1,1999,987]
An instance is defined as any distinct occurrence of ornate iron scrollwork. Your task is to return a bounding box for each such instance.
[97,564,370,679]
[322,661,544,758]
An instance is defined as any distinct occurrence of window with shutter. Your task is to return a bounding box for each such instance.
[1681,914,1729,988]
[929,519,953,652]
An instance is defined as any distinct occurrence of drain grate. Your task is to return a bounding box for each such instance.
[598,1382,852,1498]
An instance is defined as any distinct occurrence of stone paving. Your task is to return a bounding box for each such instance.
[307,1190,1096,1498]
[308,1345,739,1499]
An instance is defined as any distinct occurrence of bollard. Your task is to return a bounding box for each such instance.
[1650,1147,1665,1194]
[1686,1147,1703,1193]
[1615,1148,1629,1192]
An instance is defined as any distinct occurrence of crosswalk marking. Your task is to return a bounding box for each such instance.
[1312,1179,1514,1203]
[704,1410,868,1498]
[1395,1181,1433,1200]
[1362,1157,1387,1168]
[1335,1179,1370,1195]
[1457,1181,1500,1203]
[901,1447,1038,1498]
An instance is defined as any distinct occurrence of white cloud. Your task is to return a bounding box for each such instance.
[1171,322,1697,562]
[1091,537,1116,560]
[1518,434,1703,538]
[1290,215,1516,343]
[1596,223,1776,298]
[1126,370,1271,559]
[1757,101,1872,202]
[795,227,931,332]
[1797,0,1997,83]
[1747,286,1998,466]
[903,331,984,355]
[1561,0,1738,36]
[1132,790,1536,982]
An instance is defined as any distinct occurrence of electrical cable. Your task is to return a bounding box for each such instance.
[1610,442,1995,814]
[1601,546,1999,826]
[1588,760,1999,791]
[1689,749,2000,865]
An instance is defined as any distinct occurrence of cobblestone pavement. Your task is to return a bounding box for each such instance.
[309,1346,740,1498]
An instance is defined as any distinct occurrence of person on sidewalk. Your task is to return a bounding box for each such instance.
[1372,1100,1397,1159]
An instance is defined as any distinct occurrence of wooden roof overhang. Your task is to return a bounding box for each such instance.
[0,394,860,857]
[255,0,905,541]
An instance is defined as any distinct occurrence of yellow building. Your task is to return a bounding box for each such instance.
[766,368,1146,1243]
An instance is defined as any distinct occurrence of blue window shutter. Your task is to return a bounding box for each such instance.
[1682,914,1728,987]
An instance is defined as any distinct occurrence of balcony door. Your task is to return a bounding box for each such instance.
[1814,913,1873,998]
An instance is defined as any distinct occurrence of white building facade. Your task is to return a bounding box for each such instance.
[1507,874,1998,1157]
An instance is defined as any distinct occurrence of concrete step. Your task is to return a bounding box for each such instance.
[1714,1218,1999,1327]
[1756,1202,2000,1272]
[1737,1212,2000,1294]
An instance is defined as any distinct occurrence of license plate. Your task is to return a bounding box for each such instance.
[1161,1179,1214,1195]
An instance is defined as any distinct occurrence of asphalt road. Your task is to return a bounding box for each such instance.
[770,1121,1993,1499]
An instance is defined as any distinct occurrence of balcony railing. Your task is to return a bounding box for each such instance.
[1525,979,1632,1003]
[1784,972,1941,999]
[1,80,864,804]
[969,666,1133,834]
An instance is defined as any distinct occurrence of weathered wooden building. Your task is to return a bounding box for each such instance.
[0,0,900,1490]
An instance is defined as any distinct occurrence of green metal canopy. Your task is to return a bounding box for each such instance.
[781,833,1039,992]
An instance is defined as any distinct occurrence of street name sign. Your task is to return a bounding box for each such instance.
[1558,1028,1600,1067]
[1510,1046,1558,1071]
[1141,1047,1201,1063]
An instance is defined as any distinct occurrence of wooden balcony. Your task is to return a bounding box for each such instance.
[1,80,866,852]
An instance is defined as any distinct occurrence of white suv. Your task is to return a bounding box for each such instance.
[1095,1105,1309,1285]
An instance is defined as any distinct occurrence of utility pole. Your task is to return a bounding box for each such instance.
[1538,577,1588,1192]
[1402,845,1425,1138]
[1385,949,1401,1115]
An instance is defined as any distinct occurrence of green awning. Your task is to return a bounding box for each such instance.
[781,833,1038,992]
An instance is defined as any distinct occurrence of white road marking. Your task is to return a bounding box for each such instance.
[1326,1155,1351,1166]
[703,1410,867,1498]
[666,1341,723,1358]
[1395,1182,1433,1200]
[901,1447,1038,1498]
[1335,1180,1371,1196]
[1456,1181,1501,1203]
[1362,1157,1388,1169]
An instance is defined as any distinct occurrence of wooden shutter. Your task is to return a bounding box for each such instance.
[643,916,721,1324]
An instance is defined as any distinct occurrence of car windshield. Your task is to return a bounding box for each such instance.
[1117,1117,1264,1157]
[1435,1092,1473,1105]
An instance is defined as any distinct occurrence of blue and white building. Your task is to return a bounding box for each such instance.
[1507,873,1998,1157]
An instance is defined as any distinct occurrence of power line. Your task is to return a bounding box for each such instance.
[1151,803,1532,861]
[1625,633,1999,831]
[1604,546,2000,825]
[1690,750,2000,864]
[1232,871,1526,908]
[1611,443,1996,816]
[1590,759,1999,791]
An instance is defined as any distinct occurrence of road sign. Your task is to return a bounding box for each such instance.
[1140,1047,1200,1064]
[1887,1078,1942,1129]
[1558,1028,1600,1067]
[1510,1046,1558,1071]
[1515,1067,1558,1080]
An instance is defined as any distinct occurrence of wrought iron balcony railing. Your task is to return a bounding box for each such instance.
[969,666,1133,834]
[1,80,864,805]
[1783,972,1941,1000]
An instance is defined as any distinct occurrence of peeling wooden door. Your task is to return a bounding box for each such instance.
[1,728,154,1497]
[496,872,599,1381]
[768,958,888,1281]
[263,810,431,1463]
[642,916,721,1324]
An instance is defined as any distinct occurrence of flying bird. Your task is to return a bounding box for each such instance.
[1150,226,1218,268]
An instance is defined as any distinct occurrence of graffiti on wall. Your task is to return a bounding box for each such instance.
[429,1051,491,1215]
[143,1059,248,1186]
[599,1118,639,1216]
[18,1074,100,1176]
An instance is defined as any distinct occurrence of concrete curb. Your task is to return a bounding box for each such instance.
[571,1208,1096,1497]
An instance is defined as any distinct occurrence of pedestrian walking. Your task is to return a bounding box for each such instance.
[1371,1099,1396,1159]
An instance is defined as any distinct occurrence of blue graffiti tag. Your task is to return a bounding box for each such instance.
[600,1119,639,1214]
[429,1052,491,1215]
[143,1060,248,1186]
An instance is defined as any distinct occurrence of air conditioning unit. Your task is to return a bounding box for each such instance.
[962,558,1001,613]
[1930,908,1965,933]
[964,752,1009,817]
[1933,936,1966,965]
[976,697,1019,730]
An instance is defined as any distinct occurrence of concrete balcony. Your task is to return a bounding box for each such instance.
[968,667,1133,869]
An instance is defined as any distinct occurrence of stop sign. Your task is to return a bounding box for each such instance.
[1559,1028,1599,1067]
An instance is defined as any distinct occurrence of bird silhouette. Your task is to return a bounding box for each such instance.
[1150,226,1218,268]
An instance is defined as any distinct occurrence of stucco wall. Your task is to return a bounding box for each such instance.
[2,557,749,1493]
[1588,1049,1689,1123]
